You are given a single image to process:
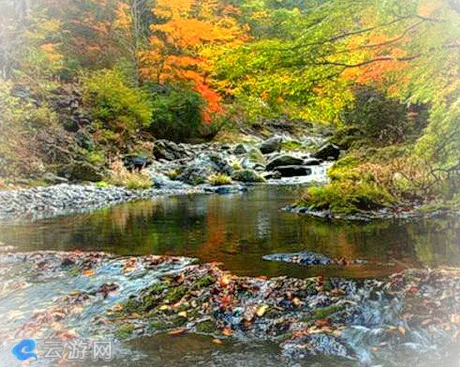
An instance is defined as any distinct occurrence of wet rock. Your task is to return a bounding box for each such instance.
[303,158,322,166]
[263,251,332,265]
[150,173,190,190]
[266,155,304,170]
[313,143,341,161]
[233,144,249,155]
[282,334,352,360]
[263,171,282,180]
[231,169,265,183]
[275,166,312,177]
[259,137,283,154]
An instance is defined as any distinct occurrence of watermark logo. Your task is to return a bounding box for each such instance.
[12,339,38,361]
[11,338,114,362]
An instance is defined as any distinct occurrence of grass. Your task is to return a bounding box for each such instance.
[107,161,152,189]
[300,181,397,214]
[207,173,232,186]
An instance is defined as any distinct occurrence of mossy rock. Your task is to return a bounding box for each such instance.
[232,169,265,183]
[165,285,188,304]
[302,305,346,323]
[195,319,217,333]
[115,324,135,339]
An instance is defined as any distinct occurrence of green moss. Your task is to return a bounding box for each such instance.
[115,324,135,339]
[165,285,188,304]
[149,320,169,331]
[195,319,217,333]
[300,181,397,214]
[281,140,302,151]
[194,275,216,289]
[302,305,346,322]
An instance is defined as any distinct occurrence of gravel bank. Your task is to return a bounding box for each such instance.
[0,183,248,221]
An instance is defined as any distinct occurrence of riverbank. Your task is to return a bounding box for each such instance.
[0,183,251,221]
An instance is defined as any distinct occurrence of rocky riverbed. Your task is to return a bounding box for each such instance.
[0,136,336,221]
[0,250,459,366]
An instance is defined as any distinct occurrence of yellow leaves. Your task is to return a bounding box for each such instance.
[256,305,269,317]
[168,329,186,335]
[114,2,132,30]
[159,305,169,311]
[222,327,232,336]
[219,274,232,288]
[178,311,188,318]
[398,326,406,335]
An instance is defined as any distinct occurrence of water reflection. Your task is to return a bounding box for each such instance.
[0,187,458,279]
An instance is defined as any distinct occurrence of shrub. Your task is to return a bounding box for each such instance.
[147,87,205,142]
[82,69,152,142]
[107,161,152,189]
[338,86,428,148]
[207,173,232,186]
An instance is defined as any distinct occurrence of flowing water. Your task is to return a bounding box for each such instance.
[0,186,459,366]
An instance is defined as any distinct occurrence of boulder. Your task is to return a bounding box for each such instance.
[233,144,249,155]
[303,158,322,166]
[153,140,191,161]
[123,155,152,171]
[259,136,283,154]
[241,148,266,170]
[231,169,265,183]
[176,152,231,185]
[263,171,282,180]
[266,155,304,170]
[149,173,190,190]
[176,165,213,185]
[63,162,104,182]
[275,166,312,177]
[313,143,341,161]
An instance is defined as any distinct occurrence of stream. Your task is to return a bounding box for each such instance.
[0,186,459,366]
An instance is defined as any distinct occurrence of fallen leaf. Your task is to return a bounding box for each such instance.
[256,305,269,317]
[292,297,301,307]
[178,311,187,318]
[222,327,232,336]
[83,269,94,276]
[212,338,223,345]
[168,329,186,335]
[398,326,406,335]
[159,305,169,311]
